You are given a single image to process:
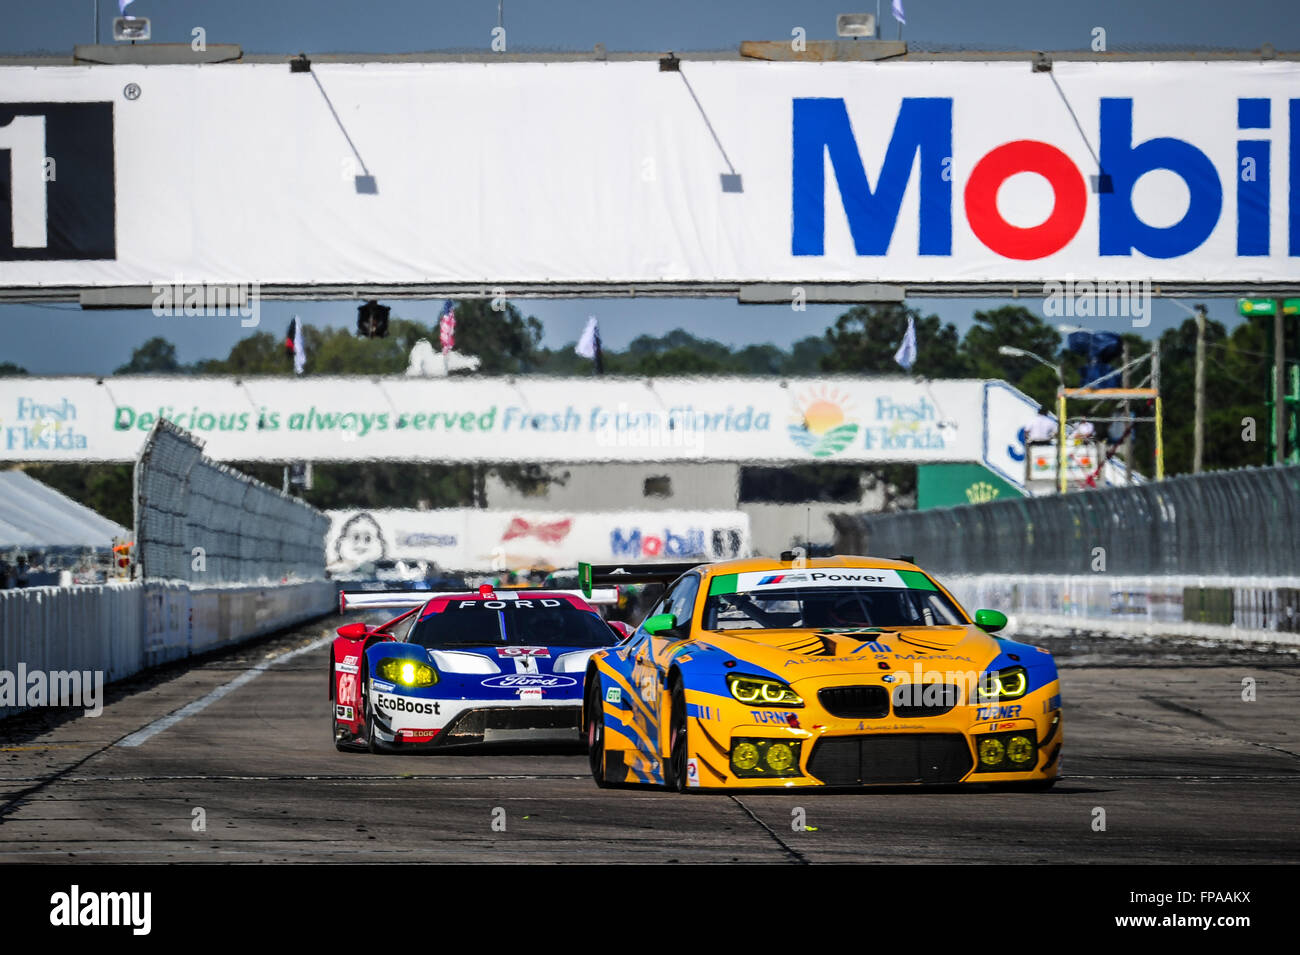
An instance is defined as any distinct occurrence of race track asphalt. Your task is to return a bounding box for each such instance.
[1,615,1297,864]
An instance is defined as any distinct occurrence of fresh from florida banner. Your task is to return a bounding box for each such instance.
[0,376,1037,483]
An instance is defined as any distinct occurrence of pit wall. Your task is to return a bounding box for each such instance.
[0,579,337,719]
[942,575,1300,647]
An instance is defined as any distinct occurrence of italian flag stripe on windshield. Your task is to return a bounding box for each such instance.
[709,573,738,596]
[898,570,937,590]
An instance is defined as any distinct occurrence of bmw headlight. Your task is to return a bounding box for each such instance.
[726,674,803,707]
[977,666,1027,702]
[377,658,437,688]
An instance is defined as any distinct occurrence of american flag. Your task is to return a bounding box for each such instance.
[438,300,456,355]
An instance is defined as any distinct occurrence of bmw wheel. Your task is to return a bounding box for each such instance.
[585,672,611,788]
[664,680,689,793]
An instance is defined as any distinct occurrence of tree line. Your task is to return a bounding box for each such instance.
[4,301,1282,526]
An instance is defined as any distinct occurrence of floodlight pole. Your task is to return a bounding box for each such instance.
[1057,388,1068,495]
[1276,298,1286,465]
[1194,304,1206,474]
[1153,347,1164,481]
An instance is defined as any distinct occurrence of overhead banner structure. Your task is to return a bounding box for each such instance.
[327,508,752,573]
[0,375,1038,484]
[0,60,1297,292]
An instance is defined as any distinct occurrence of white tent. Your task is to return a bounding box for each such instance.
[0,470,128,552]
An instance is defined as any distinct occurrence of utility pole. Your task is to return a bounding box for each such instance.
[1121,340,1134,482]
[1193,304,1206,474]
[1275,299,1286,466]
[1153,347,1164,480]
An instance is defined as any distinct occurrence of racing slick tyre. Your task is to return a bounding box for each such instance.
[585,672,612,789]
[663,679,690,793]
[363,675,383,755]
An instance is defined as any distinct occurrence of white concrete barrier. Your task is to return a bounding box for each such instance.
[0,579,337,719]
[943,575,1300,647]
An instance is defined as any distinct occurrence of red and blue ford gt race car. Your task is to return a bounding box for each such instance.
[331,585,621,752]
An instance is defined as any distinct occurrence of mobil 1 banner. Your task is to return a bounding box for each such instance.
[0,376,1035,475]
[0,61,1296,289]
[326,509,752,573]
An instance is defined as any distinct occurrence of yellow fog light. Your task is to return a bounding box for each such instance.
[377,658,437,688]
[765,743,795,772]
[1006,736,1034,764]
[733,742,760,771]
[978,737,1005,766]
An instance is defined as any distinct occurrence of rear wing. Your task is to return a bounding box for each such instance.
[578,561,703,598]
[340,588,618,613]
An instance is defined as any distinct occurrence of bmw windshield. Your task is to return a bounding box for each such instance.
[702,584,967,631]
[407,599,619,649]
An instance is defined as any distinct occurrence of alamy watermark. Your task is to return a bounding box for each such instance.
[0,665,103,717]
[1041,277,1151,328]
[151,276,260,328]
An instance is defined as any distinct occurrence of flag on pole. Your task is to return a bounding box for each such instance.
[894,315,917,371]
[284,316,307,375]
[892,0,906,24]
[438,300,456,355]
[575,316,603,375]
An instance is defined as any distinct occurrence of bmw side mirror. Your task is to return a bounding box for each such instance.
[642,613,676,636]
[974,609,1008,634]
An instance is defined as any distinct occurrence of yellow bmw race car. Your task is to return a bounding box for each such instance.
[579,555,1062,791]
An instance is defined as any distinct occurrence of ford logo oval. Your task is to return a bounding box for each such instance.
[480,674,578,688]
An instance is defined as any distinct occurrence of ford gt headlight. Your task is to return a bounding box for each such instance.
[377,658,437,688]
[727,674,804,707]
[977,666,1027,702]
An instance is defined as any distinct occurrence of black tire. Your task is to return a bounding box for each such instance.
[663,680,689,793]
[585,672,612,788]
[363,675,383,755]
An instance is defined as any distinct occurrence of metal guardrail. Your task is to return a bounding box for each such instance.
[134,420,328,583]
[833,465,1300,578]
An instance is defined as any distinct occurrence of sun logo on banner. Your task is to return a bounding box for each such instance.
[788,386,859,458]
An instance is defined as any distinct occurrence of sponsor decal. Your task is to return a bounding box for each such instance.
[456,598,563,609]
[605,686,622,704]
[519,688,544,701]
[374,693,441,716]
[335,704,354,720]
[335,661,359,675]
[686,757,700,787]
[1043,692,1062,713]
[480,674,578,689]
[751,710,800,727]
[399,728,439,740]
[497,646,551,657]
[4,396,90,452]
[371,680,395,691]
[788,386,859,458]
[757,573,810,586]
[975,704,1022,720]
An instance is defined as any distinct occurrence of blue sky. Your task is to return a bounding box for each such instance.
[2,1,1294,374]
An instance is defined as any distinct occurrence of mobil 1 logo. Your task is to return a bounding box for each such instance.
[0,102,115,260]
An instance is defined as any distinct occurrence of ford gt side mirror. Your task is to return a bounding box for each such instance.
[974,609,1008,633]
[642,613,676,636]
[336,622,370,639]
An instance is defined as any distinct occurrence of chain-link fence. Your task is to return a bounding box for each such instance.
[134,420,329,583]
[833,465,1300,578]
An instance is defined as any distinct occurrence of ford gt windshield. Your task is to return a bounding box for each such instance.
[702,585,967,631]
[407,601,618,649]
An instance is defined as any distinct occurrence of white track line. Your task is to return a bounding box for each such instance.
[116,635,331,748]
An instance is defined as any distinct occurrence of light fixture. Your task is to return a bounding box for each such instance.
[836,13,877,38]
[113,16,150,41]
